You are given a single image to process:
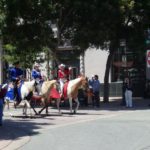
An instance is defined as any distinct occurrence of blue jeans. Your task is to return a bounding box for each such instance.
[0,99,3,124]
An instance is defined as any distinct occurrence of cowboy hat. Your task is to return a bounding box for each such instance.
[59,64,65,69]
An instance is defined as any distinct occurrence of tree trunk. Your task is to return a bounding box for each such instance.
[103,43,116,103]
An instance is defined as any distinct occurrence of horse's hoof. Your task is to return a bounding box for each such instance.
[73,110,76,114]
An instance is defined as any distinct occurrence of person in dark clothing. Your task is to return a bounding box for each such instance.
[124,77,133,107]
[92,75,100,108]
[120,78,126,106]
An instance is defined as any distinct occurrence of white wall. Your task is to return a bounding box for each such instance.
[84,48,110,83]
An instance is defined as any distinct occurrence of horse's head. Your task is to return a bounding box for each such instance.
[80,76,88,89]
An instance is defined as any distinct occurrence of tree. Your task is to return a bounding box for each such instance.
[1,0,57,68]
[56,0,150,102]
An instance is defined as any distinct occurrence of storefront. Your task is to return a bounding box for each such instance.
[111,48,146,97]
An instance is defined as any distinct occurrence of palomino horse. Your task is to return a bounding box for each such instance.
[61,76,87,114]
[38,76,87,115]
[38,80,61,114]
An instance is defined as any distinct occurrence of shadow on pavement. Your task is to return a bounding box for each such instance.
[0,118,55,142]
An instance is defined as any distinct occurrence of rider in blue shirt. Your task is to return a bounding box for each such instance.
[9,61,23,106]
[31,64,43,95]
[10,61,23,82]
[31,64,42,80]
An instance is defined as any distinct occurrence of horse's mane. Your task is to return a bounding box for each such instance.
[69,78,81,87]
[41,80,57,95]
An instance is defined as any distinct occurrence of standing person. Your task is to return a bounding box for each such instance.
[31,64,43,95]
[86,75,94,105]
[120,78,126,106]
[88,75,94,89]
[124,77,133,108]
[92,75,100,108]
[9,61,23,106]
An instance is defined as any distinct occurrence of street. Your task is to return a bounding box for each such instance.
[1,98,150,150]
[20,110,150,150]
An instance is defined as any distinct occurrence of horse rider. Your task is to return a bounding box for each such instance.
[31,63,43,95]
[58,64,71,97]
[9,61,24,106]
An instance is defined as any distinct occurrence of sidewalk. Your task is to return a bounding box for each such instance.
[0,97,150,150]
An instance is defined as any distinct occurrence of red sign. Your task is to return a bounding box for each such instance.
[147,50,150,67]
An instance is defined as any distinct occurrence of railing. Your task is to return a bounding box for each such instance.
[100,82,123,97]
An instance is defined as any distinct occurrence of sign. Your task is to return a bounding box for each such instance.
[146,50,150,80]
[147,50,150,68]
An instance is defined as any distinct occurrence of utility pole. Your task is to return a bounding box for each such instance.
[0,39,3,84]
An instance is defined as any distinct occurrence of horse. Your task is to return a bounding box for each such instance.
[38,76,88,115]
[38,80,61,115]
[61,76,88,114]
[15,79,37,116]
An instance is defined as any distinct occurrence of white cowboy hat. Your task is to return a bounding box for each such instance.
[34,63,40,67]
[59,64,65,68]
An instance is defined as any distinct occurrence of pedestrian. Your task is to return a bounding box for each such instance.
[9,61,23,106]
[86,87,94,106]
[120,78,127,106]
[88,75,94,88]
[124,77,133,108]
[92,75,100,108]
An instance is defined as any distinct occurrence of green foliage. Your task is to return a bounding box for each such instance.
[1,0,150,66]
[1,0,57,67]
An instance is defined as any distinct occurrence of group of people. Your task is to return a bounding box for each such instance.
[8,61,101,107]
[7,62,72,102]
[0,61,72,126]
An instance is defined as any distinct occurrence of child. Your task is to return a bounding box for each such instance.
[86,87,94,106]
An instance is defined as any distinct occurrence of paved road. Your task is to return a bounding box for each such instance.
[1,98,150,150]
[19,109,150,150]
